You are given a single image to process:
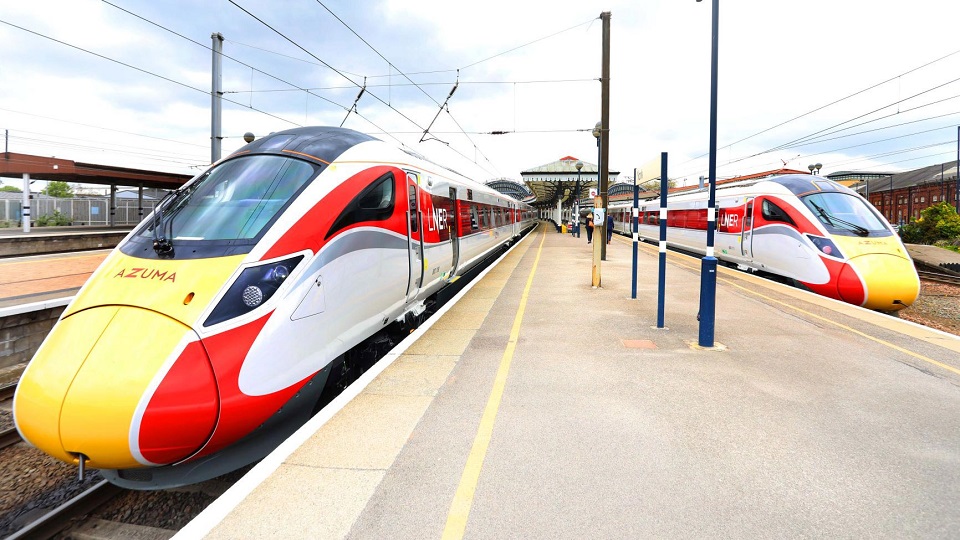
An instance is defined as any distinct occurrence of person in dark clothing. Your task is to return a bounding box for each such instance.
[586,215,594,243]
[606,213,615,244]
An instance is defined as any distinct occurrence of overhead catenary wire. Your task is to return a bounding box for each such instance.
[674,74,960,180]
[227,1,427,135]
[680,47,960,167]
[312,1,498,174]
[0,107,209,149]
[0,18,303,129]
[224,78,598,94]
[227,0,498,178]
[100,1,351,115]
[6,129,208,163]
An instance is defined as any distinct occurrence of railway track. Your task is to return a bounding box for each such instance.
[0,383,20,450]
[917,270,960,286]
[7,480,124,540]
[0,383,16,401]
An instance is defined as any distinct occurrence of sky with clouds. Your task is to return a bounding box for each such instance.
[2,0,960,190]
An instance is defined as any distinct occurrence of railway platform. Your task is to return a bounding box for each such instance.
[178,223,960,539]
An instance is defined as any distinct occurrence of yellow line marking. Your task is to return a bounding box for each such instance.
[0,250,110,266]
[720,278,960,377]
[615,234,960,376]
[442,225,547,540]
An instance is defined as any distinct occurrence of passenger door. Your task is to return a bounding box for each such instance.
[740,198,755,258]
[406,173,424,303]
[449,187,460,279]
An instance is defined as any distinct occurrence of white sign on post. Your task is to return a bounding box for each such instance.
[593,208,605,226]
[589,188,597,198]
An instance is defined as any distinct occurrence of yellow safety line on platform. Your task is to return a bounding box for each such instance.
[618,234,960,377]
[0,251,109,266]
[721,279,960,377]
[442,225,547,540]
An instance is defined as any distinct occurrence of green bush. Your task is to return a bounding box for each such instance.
[35,210,72,227]
[899,202,960,244]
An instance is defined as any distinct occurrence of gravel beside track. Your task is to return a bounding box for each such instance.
[899,280,960,336]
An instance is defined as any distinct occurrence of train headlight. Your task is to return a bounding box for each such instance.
[806,234,845,259]
[205,255,303,326]
[242,285,264,308]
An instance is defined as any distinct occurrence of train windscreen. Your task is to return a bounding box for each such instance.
[142,155,319,242]
[800,192,890,237]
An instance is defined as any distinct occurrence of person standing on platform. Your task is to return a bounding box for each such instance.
[574,214,581,238]
[586,214,594,243]
[606,213,614,244]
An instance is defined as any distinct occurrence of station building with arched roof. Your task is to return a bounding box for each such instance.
[519,156,619,226]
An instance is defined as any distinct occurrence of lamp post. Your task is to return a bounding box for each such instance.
[696,0,719,348]
[593,121,608,261]
[591,122,602,286]
[592,122,602,192]
[574,160,583,237]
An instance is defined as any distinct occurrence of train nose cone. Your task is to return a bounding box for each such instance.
[840,253,920,311]
[14,306,218,469]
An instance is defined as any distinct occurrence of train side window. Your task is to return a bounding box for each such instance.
[470,205,479,230]
[761,199,795,225]
[326,172,395,239]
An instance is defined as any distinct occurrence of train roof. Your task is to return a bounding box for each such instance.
[228,126,531,208]
[229,126,377,165]
[670,174,850,199]
[763,174,852,197]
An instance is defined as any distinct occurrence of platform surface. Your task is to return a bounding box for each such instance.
[157,225,960,538]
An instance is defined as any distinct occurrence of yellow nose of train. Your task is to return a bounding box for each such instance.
[13,306,218,469]
[833,237,920,311]
[13,252,245,470]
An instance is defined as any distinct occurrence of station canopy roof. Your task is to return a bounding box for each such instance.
[486,178,533,202]
[1,152,193,190]
[520,156,619,207]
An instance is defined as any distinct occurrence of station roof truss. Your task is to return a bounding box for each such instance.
[520,156,619,208]
[485,178,534,202]
[1,152,194,190]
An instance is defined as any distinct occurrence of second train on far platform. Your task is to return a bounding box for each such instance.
[605,174,920,312]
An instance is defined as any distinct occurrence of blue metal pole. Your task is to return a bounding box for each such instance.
[657,153,668,328]
[698,0,719,347]
[632,168,639,299]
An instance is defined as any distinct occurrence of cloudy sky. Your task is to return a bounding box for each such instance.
[2,0,960,190]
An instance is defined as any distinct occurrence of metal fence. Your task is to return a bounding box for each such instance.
[0,200,19,224]
[0,198,158,227]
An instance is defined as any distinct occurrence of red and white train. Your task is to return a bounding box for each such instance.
[14,126,536,488]
[607,174,920,311]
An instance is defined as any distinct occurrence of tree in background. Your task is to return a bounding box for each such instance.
[0,185,22,193]
[899,202,960,246]
[42,181,74,198]
[640,179,677,193]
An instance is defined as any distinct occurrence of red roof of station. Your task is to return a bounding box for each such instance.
[1,152,193,190]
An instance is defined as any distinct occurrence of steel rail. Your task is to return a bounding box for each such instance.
[7,480,123,540]
[918,270,960,286]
